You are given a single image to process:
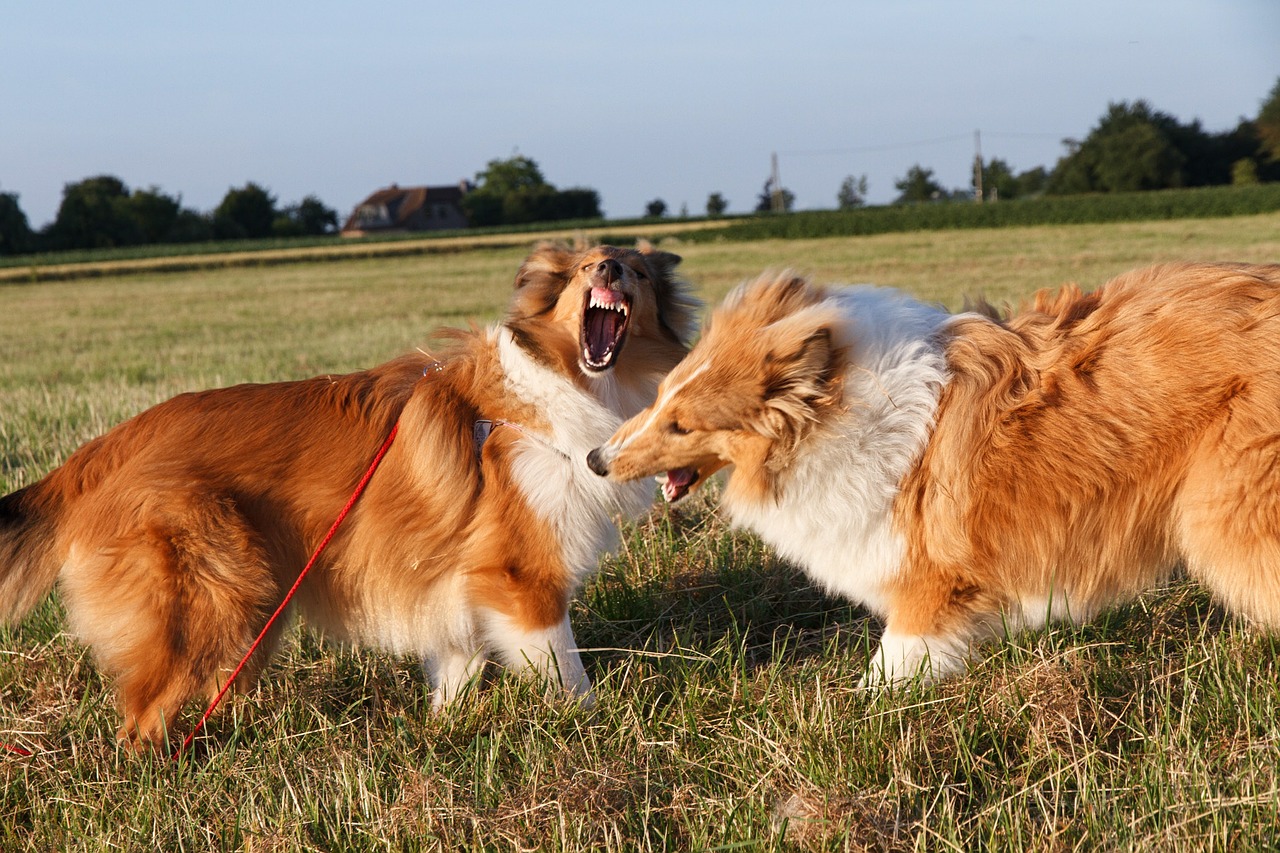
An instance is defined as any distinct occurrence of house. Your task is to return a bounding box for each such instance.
[340,182,472,236]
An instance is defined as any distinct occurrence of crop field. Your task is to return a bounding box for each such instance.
[3,213,1280,850]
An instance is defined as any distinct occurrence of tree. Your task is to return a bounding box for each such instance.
[127,186,182,244]
[0,192,34,255]
[42,177,211,249]
[214,183,277,239]
[548,188,601,221]
[837,174,868,209]
[463,155,554,226]
[473,155,547,196]
[754,178,794,213]
[979,159,1010,200]
[44,175,147,250]
[462,155,601,226]
[1256,77,1280,164]
[974,159,1036,201]
[274,195,338,237]
[1092,120,1185,192]
[168,209,215,243]
[1015,166,1049,197]
[294,195,338,235]
[1039,100,1260,194]
[893,165,943,203]
[705,192,728,217]
[644,198,667,218]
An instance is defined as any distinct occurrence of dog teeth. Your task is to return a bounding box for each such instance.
[583,347,613,368]
[589,294,629,315]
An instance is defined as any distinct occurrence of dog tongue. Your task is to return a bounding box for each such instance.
[591,286,625,309]
[585,315,621,367]
[585,289,626,367]
[662,468,697,502]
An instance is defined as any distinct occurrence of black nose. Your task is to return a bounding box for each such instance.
[586,447,610,477]
[595,259,622,285]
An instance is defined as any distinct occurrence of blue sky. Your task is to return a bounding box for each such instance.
[3,1,1278,228]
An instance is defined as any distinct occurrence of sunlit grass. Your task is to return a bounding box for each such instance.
[3,216,1280,850]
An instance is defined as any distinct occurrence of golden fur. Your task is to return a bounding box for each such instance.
[0,242,697,747]
[901,262,1280,639]
[591,262,1280,682]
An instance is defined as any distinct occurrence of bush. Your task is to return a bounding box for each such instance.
[214,183,277,240]
[680,184,1280,244]
[0,192,34,255]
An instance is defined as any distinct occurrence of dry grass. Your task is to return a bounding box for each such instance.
[3,214,1280,850]
[0,219,729,284]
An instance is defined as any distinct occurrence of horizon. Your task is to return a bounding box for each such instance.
[3,1,1278,229]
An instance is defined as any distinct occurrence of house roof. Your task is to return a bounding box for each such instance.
[341,183,469,233]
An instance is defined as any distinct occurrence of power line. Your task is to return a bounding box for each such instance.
[779,130,1067,158]
[780,134,970,157]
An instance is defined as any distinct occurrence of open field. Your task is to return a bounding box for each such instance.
[0,219,733,284]
[3,214,1280,850]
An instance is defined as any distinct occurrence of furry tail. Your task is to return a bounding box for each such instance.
[0,485,64,622]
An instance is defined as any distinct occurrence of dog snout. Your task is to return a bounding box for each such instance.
[595,259,622,286]
[586,447,611,477]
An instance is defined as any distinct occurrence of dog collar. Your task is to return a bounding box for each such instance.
[473,419,570,462]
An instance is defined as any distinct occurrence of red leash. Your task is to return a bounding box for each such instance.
[172,421,401,758]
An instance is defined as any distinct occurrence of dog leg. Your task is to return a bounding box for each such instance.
[426,646,487,711]
[1178,432,1280,626]
[860,628,970,688]
[483,611,594,704]
[62,493,278,749]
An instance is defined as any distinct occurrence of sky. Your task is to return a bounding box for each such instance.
[3,1,1278,229]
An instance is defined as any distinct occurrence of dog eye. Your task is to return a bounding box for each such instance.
[668,421,691,436]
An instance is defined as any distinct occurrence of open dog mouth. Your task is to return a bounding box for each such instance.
[581,287,631,372]
[660,467,699,503]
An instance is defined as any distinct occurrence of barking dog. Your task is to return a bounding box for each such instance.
[589,263,1280,684]
[0,242,698,747]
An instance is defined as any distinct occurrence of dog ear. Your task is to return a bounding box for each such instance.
[764,325,837,402]
[636,239,682,280]
[514,243,575,290]
[756,322,843,443]
[635,240,700,347]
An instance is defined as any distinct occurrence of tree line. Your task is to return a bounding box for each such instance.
[460,155,601,227]
[682,77,1280,216]
[3,79,1278,256]
[0,177,338,256]
[885,84,1279,206]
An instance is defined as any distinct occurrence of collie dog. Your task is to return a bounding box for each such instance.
[0,242,697,747]
[589,262,1280,684]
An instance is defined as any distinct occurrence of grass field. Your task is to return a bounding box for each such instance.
[3,214,1280,850]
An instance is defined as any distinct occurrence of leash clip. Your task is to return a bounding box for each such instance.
[473,420,494,458]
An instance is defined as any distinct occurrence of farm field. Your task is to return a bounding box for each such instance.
[3,213,1280,850]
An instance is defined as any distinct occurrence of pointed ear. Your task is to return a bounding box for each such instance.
[636,240,699,347]
[514,243,574,290]
[636,239,682,279]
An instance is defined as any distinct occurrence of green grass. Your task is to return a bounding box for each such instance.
[3,215,1280,850]
[0,216,736,279]
[681,184,1280,244]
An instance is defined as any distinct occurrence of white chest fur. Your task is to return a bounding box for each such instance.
[727,287,954,617]
[497,330,654,580]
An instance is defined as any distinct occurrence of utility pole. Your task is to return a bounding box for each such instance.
[771,151,783,212]
[973,130,984,204]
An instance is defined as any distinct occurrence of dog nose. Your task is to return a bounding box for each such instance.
[586,447,610,477]
[595,259,622,285]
